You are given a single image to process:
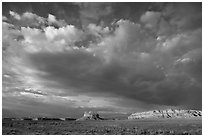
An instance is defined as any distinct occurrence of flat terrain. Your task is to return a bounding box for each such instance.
[2,118,202,135]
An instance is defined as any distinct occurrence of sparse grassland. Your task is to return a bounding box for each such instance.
[2,118,202,135]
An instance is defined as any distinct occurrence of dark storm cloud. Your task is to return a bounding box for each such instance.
[23,18,201,108]
[76,2,113,28]
[26,47,201,108]
[140,2,202,36]
[162,3,202,31]
[2,2,202,114]
[26,50,165,103]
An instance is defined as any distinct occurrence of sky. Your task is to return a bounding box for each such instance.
[2,2,202,118]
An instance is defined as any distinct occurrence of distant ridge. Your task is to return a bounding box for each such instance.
[128,109,202,119]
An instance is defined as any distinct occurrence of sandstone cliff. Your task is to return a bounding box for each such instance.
[76,111,104,121]
[128,109,202,119]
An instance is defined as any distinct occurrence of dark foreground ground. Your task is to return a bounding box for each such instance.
[2,118,202,135]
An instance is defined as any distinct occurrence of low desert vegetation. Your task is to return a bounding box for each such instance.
[2,118,201,135]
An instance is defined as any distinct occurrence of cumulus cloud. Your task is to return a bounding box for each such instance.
[48,14,57,23]
[13,19,200,109]
[47,14,67,27]
[9,10,21,20]
[8,11,67,28]
[87,23,110,37]
[2,3,202,117]
[2,16,8,21]
[20,25,84,53]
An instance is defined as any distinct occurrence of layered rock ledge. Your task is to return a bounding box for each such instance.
[128,109,202,119]
[76,111,104,121]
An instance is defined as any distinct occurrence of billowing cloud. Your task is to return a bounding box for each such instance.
[8,10,67,28]
[87,23,110,37]
[13,24,84,53]
[8,19,200,108]
[2,3,202,117]
[9,11,21,20]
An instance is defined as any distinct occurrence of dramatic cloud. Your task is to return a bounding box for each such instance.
[2,2,202,117]
[9,11,21,20]
[8,10,67,28]
[140,11,161,29]
[21,25,84,53]
[76,3,112,27]
[162,3,202,31]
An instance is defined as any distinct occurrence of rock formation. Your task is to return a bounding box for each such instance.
[76,111,103,121]
[128,109,202,119]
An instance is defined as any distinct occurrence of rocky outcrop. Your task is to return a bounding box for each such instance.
[128,109,202,119]
[76,111,103,121]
